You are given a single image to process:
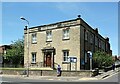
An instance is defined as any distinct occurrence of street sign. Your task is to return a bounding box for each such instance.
[68,56,77,63]
[87,51,92,59]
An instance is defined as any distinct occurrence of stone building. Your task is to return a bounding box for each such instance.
[24,16,112,71]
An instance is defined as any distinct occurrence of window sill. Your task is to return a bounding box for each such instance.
[62,61,70,64]
[62,38,70,41]
[46,40,52,42]
[32,42,37,44]
[31,62,36,64]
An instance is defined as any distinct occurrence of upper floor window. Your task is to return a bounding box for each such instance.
[101,41,105,50]
[31,52,36,63]
[95,36,98,46]
[63,28,69,40]
[106,43,108,51]
[46,30,52,42]
[90,33,94,44]
[99,39,101,48]
[85,31,88,41]
[32,33,37,43]
[63,50,69,62]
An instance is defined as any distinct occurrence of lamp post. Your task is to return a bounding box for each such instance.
[20,16,29,77]
[87,51,92,70]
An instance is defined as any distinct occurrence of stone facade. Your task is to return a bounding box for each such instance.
[24,16,112,71]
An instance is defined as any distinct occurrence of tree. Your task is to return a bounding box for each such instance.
[93,51,114,68]
[5,38,24,67]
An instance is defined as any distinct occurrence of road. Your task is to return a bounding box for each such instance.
[100,71,119,82]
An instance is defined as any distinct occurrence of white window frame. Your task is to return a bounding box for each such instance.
[63,50,69,62]
[32,33,37,43]
[63,29,69,40]
[31,52,36,63]
[46,30,52,41]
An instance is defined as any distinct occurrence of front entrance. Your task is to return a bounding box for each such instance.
[42,47,55,68]
[46,53,51,67]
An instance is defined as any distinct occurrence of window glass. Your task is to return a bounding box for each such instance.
[63,29,69,39]
[85,51,87,63]
[32,53,36,63]
[95,36,98,46]
[99,39,101,48]
[85,31,88,41]
[46,31,52,41]
[101,41,105,50]
[32,33,37,43]
[90,33,94,43]
[63,50,69,62]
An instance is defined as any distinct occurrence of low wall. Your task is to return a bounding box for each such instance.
[1,69,92,77]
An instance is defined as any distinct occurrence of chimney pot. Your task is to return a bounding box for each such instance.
[78,15,81,18]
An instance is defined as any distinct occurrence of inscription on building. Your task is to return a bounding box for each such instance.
[40,20,78,31]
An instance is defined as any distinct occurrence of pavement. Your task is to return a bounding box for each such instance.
[1,68,120,82]
[1,75,98,82]
[95,67,120,80]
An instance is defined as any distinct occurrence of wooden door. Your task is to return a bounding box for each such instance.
[46,55,51,67]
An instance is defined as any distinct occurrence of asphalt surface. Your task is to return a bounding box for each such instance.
[1,75,98,82]
[0,72,119,82]
[0,68,120,84]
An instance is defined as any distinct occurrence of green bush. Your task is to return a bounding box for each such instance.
[93,51,114,68]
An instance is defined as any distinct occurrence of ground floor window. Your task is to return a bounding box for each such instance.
[85,51,87,63]
[63,50,69,62]
[31,52,36,63]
